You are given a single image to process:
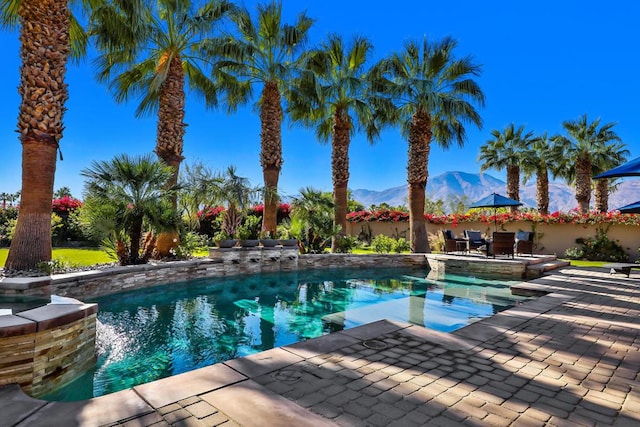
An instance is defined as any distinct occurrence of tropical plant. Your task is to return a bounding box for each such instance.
[564,227,628,262]
[289,187,340,253]
[551,114,623,213]
[592,141,628,212]
[520,132,554,215]
[80,154,177,265]
[210,1,314,235]
[91,0,233,197]
[1,0,94,270]
[215,166,258,239]
[372,36,484,253]
[178,162,223,231]
[288,33,381,252]
[479,123,533,212]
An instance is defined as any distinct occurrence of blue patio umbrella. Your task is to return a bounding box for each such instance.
[469,193,523,231]
[616,200,640,214]
[594,156,640,179]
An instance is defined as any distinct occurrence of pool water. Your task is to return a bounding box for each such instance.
[43,268,530,401]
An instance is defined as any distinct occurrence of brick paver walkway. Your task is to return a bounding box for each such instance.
[4,266,640,426]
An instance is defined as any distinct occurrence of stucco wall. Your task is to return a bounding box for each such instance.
[347,220,640,261]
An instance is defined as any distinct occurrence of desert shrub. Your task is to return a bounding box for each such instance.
[566,227,628,262]
[333,235,358,253]
[173,232,209,258]
[372,235,395,253]
[392,237,411,253]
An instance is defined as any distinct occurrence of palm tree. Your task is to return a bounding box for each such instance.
[521,132,554,215]
[210,1,314,235]
[551,114,622,213]
[81,154,176,265]
[373,37,484,253]
[479,123,533,213]
[288,34,381,252]
[1,0,94,270]
[592,141,628,212]
[91,0,233,195]
[288,187,338,254]
[215,166,257,239]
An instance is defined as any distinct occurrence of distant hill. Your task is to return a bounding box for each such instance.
[351,171,640,213]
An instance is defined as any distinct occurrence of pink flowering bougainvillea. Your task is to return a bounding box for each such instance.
[51,196,82,215]
[346,209,640,227]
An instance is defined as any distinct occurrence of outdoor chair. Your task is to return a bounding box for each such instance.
[514,231,534,256]
[442,229,466,253]
[464,230,488,253]
[488,232,515,258]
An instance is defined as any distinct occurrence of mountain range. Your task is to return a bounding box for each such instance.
[351,171,640,213]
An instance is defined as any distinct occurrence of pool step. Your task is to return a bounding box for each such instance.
[526,260,571,278]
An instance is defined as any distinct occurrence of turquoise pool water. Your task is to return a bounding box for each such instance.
[44,268,529,401]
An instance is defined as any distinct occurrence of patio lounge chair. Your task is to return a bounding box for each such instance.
[489,232,515,258]
[442,229,466,253]
[514,231,534,256]
[464,230,488,253]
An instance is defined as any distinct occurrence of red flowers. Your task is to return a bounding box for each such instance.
[51,196,82,214]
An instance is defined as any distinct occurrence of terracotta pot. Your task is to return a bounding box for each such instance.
[156,231,180,257]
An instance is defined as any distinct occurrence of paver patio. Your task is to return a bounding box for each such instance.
[2,266,639,426]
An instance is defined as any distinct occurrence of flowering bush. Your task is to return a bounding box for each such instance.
[248,203,291,221]
[51,196,82,215]
[347,209,640,227]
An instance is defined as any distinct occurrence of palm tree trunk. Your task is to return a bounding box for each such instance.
[331,109,351,252]
[128,216,144,265]
[407,110,431,253]
[575,155,592,213]
[536,166,549,215]
[155,55,186,205]
[6,0,69,271]
[594,178,609,213]
[506,164,520,213]
[260,81,283,235]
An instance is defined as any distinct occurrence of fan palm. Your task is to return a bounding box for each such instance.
[479,123,533,213]
[288,34,382,252]
[209,1,314,235]
[592,141,628,212]
[81,154,176,265]
[91,0,233,195]
[551,114,623,213]
[520,132,554,215]
[1,0,95,270]
[373,37,484,253]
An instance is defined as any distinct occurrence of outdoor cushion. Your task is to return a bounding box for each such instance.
[444,230,454,240]
[516,231,530,241]
[465,230,482,241]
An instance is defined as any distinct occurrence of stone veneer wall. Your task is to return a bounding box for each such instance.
[0,303,97,397]
[426,254,526,278]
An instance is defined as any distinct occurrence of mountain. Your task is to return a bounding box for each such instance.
[351,171,640,213]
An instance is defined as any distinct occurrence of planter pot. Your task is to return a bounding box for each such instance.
[260,239,279,248]
[240,239,259,248]
[216,239,238,248]
[279,239,298,247]
[156,231,180,258]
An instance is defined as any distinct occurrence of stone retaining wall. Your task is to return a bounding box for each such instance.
[426,254,526,278]
[0,303,97,397]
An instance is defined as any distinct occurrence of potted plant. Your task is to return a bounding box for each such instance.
[236,225,259,247]
[259,230,279,247]
[213,230,237,248]
[276,225,298,247]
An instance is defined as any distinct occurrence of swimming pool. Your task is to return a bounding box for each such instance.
[43,267,530,401]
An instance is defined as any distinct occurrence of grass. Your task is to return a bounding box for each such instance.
[0,247,115,268]
[560,259,612,268]
[0,247,212,268]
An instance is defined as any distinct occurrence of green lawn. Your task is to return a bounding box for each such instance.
[0,248,114,268]
[560,259,610,268]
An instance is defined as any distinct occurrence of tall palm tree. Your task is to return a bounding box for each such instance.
[479,123,533,213]
[81,154,176,265]
[551,114,622,213]
[1,0,94,270]
[592,141,628,212]
[91,0,233,195]
[521,132,554,215]
[210,1,314,235]
[372,37,484,253]
[288,34,381,252]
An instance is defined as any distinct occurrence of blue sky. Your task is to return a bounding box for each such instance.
[1,1,639,200]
